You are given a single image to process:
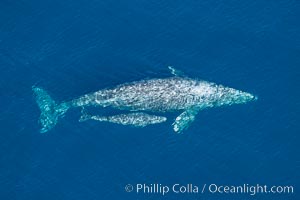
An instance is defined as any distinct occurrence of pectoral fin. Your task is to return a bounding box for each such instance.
[168,66,185,77]
[172,109,199,133]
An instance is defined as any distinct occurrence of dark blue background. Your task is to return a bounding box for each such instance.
[0,0,299,199]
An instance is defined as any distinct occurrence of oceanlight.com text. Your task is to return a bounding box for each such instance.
[124,183,294,196]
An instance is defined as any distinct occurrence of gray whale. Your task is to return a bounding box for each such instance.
[33,67,257,133]
[79,112,167,127]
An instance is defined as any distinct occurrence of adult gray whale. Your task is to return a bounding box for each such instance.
[33,67,257,133]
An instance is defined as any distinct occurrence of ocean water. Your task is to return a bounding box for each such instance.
[0,0,299,199]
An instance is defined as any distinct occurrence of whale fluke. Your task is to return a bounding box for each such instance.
[32,87,70,133]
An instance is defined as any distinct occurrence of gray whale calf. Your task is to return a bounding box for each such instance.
[33,67,257,133]
[79,112,167,127]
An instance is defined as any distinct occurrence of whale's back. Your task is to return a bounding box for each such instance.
[106,77,202,112]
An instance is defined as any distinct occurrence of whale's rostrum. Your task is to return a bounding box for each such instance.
[33,68,257,133]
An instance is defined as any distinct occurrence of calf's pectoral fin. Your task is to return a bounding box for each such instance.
[172,109,199,133]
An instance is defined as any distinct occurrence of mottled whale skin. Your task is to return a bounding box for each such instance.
[79,112,167,127]
[33,68,257,133]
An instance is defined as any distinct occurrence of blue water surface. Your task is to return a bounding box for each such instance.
[0,0,299,199]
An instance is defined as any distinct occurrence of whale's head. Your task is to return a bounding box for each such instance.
[215,86,257,106]
[192,81,257,108]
